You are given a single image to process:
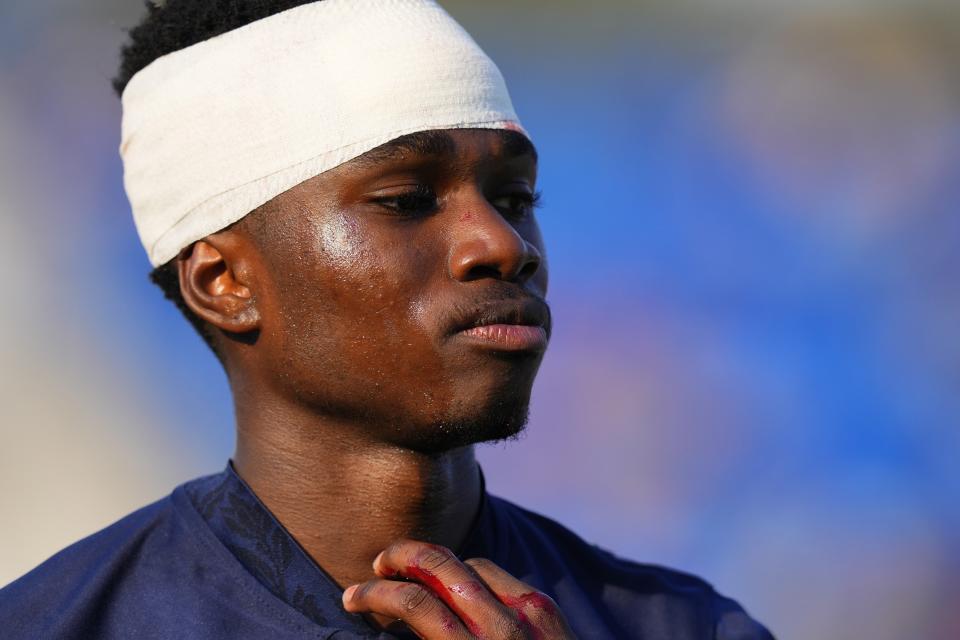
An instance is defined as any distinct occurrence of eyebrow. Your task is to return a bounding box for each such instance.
[352,128,538,168]
[499,129,538,163]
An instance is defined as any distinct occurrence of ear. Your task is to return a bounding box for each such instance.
[177,234,261,335]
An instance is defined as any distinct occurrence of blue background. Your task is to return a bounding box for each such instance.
[1,2,958,638]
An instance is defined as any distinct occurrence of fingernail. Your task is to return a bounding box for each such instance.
[372,550,385,572]
[342,584,358,605]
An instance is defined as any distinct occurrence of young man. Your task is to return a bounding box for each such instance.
[0,1,774,638]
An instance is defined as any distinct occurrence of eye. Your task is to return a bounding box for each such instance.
[491,190,542,220]
[371,184,438,217]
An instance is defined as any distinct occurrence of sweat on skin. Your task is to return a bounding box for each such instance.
[0,2,775,639]
[120,1,565,633]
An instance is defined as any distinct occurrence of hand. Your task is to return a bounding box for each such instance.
[342,539,577,639]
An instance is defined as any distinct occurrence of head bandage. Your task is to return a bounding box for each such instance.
[120,0,527,267]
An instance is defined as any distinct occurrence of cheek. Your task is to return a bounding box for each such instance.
[270,220,458,421]
[312,210,365,266]
[286,214,441,365]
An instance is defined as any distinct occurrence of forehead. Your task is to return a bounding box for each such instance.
[349,129,538,170]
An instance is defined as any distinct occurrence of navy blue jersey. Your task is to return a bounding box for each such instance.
[1,465,774,639]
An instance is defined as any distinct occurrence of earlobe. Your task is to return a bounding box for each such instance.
[177,237,261,335]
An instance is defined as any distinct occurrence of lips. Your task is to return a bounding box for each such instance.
[459,324,548,351]
[448,297,550,352]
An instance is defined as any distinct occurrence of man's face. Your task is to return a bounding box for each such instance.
[235,129,549,452]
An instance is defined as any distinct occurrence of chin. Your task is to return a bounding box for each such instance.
[403,394,532,455]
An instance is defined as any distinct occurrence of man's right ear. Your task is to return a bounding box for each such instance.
[177,236,262,335]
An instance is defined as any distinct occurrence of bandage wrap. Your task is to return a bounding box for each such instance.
[120,0,526,267]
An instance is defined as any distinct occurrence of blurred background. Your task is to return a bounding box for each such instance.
[1,0,958,638]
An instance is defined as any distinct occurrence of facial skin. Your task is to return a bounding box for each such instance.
[174,129,572,638]
[188,128,549,452]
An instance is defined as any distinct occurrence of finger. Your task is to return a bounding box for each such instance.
[464,558,575,637]
[342,579,472,640]
[374,539,516,638]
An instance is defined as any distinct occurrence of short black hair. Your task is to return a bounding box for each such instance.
[115,0,321,357]
[113,0,320,96]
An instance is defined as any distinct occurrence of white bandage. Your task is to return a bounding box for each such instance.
[120,0,527,267]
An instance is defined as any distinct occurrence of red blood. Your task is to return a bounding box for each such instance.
[459,212,473,222]
[385,546,558,639]
[402,562,484,637]
[440,614,458,632]
[497,592,556,640]
[499,592,554,611]
[449,582,485,598]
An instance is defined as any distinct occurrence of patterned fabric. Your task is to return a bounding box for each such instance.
[185,466,373,635]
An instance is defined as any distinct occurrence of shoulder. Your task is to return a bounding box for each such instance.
[0,474,253,640]
[2,492,179,592]
[487,494,717,594]
[0,493,180,635]
[486,495,775,640]
[0,473,342,639]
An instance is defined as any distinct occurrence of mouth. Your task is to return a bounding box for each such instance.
[459,323,548,351]
[449,298,550,353]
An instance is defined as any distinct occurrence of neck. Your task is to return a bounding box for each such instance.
[231,390,483,589]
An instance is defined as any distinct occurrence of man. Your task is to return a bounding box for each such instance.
[0,1,774,638]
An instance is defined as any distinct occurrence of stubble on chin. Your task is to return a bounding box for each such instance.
[400,396,532,455]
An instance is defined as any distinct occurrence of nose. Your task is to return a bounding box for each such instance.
[447,201,542,284]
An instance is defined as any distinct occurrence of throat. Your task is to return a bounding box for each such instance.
[232,435,483,590]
